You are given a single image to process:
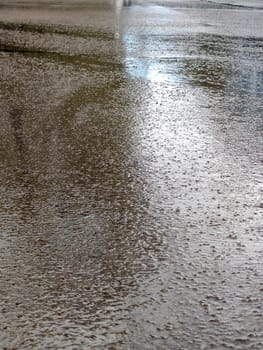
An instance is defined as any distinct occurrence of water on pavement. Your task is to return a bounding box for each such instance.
[0,1,262,349]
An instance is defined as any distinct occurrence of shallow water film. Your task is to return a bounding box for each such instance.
[0,0,262,349]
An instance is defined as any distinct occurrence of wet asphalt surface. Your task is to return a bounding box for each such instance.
[0,0,262,349]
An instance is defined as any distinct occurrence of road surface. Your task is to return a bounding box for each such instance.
[0,0,262,349]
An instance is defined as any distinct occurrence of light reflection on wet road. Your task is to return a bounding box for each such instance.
[0,1,262,349]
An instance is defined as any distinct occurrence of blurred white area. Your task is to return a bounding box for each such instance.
[209,0,263,7]
[0,0,262,8]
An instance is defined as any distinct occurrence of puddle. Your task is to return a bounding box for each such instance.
[0,1,262,349]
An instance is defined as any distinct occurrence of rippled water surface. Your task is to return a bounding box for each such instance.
[0,1,262,349]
